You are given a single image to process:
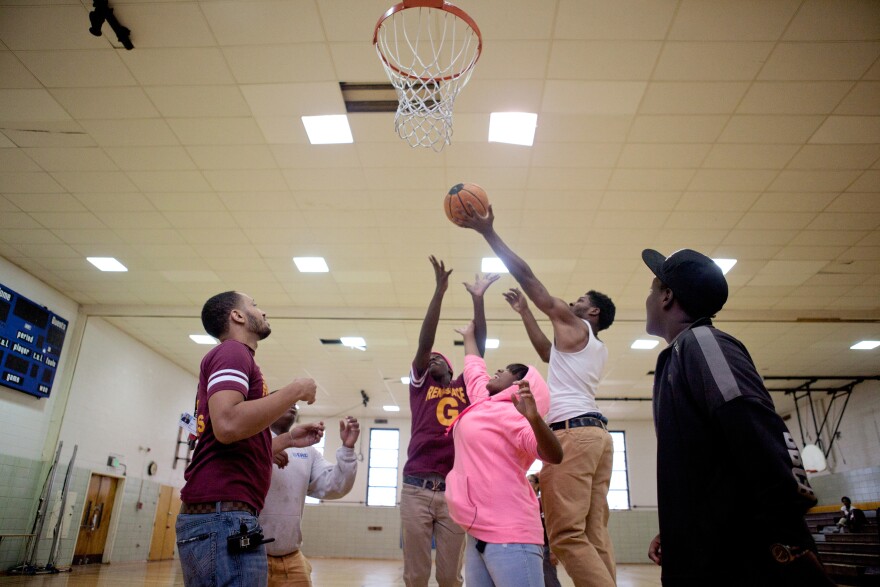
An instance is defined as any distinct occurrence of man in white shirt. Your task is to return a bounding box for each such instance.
[459,204,617,587]
[260,406,360,587]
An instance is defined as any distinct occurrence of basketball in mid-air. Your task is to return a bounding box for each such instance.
[444,183,489,225]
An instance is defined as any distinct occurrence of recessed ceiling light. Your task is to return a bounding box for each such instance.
[712,258,737,275]
[631,339,660,350]
[850,340,880,350]
[485,338,500,349]
[482,257,508,273]
[400,376,411,385]
[87,257,127,272]
[189,334,218,345]
[293,257,329,272]
[488,112,538,146]
[341,336,366,351]
[301,115,353,144]
[383,405,401,412]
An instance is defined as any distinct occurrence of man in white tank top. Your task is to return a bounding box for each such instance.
[459,205,617,587]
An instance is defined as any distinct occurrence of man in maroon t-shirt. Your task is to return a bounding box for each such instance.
[401,257,498,587]
[177,291,319,587]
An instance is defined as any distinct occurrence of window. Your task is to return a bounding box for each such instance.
[367,428,400,506]
[526,430,630,510]
[608,431,630,510]
[304,434,327,505]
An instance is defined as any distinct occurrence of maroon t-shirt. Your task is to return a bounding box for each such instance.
[181,340,272,511]
[403,363,469,478]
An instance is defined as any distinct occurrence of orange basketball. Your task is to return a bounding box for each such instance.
[444,183,489,225]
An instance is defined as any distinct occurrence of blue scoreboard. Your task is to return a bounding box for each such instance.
[0,283,68,399]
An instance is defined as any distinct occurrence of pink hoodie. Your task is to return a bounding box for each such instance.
[444,355,551,544]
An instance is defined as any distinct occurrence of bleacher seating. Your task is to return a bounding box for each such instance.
[805,502,880,586]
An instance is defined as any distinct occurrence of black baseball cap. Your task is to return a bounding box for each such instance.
[642,248,729,318]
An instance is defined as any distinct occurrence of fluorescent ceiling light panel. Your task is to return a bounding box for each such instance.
[850,340,880,350]
[189,334,218,345]
[87,257,127,272]
[400,376,411,385]
[485,338,500,349]
[341,336,366,350]
[383,405,401,412]
[712,258,737,275]
[631,339,660,350]
[293,257,329,272]
[482,257,508,273]
[488,112,538,146]
[301,115,353,144]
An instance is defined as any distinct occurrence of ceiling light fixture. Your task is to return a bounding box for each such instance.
[189,334,217,345]
[301,115,353,144]
[481,257,508,273]
[383,405,401,412]
[293,257,329,272]
[87,257,128,272]
[631,339,660,350]
[400,376,411,384]
[488,112,538,146]
[485,338,500,349]
[850,340,880,350]
[341,336,366,351]
[712,258,737,275]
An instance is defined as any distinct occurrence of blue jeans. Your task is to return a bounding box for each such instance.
[464,534,544,587]
[176,510,268,587]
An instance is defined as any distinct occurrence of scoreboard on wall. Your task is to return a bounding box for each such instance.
[0,283,68,399]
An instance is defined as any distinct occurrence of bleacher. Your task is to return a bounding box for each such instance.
[805,502,880,586]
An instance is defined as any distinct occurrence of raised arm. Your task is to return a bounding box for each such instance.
[459,205,583,333]
[463,273,500,357]
[512,380,563,464]
[454,321,480,357]
[503,288,551,363]
[414,256,453,373]
[306,417,360,500]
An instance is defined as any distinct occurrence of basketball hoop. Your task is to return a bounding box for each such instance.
[373,0,482,151]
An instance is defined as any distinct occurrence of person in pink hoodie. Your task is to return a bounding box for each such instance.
[445,319,563,587]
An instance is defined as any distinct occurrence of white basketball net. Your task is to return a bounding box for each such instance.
[375,5,481,152]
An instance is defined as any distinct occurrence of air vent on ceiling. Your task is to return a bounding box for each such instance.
[340,82,399,113]
[320,338,342,345]
[374,418,388,424]
[647,371,655,375]
[454,340,464,346]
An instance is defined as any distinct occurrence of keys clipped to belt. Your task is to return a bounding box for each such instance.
[227,522,275,553]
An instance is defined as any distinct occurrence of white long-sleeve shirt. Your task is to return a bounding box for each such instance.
[260,438,358,556]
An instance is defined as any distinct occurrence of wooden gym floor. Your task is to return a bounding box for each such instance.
[0,558,662,586]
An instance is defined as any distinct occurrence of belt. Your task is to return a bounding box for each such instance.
[403,475,446,492]
[180,500,258,516]
[549,414,607,431]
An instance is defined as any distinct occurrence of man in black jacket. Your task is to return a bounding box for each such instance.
[641,248,834,587]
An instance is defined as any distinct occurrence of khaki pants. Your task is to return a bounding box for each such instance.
[267,550,312,587]
[400,482,466,587]
[541,425,616,587]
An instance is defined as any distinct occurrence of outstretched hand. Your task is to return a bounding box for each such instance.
[454,320,475,338]
[648,534,662,566]
[429,255,453,294]
[289,421,325,448]
[339,416,360,449]
[463,273,501,297]
[457,203,495,234]
[511,380,539,421]
[502,287,529,314]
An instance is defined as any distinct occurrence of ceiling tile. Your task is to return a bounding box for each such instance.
[527,167,612,191]
[75,193,155,212]
[668,0,800,41]
[0,171,65,193]
[555,0,677,40]
[126,171,212,192]
[5,193,86,213]
[736,212,817,230]
[750,192,837,212]
[473,41,550,80]
[810,117,880,144]
[224,45,336,84]
[654,42,773,81]
[718,115,824,143]
[609,168,695,191]
[200,0,325,45]
[536,114,633,143]
[807,213,880,231]
[79,119,179,147]
[50,87,160,120]
[121,48,236,86]
[759,42,880,81]
[639,82,748,114]
[767,170,861,192]
[327,43,388,85]
[847,171,880,193]
[0,52,41,89]
[457,80,545,113]
[168,118,266,146]
[23,147,118,173]
[241,83,346,117]
[110,3,216,48]
[0,89,70,122]
[17,50,136,87]
[542,81,646,115]
[0,6,109,51]
[187,145,277,170]
[145,192,225,212]
[532,143,622,168]
[676,191,759,211]
[0,149,42,172]
[703,144,798,169]
[834,82,880,116]
[783,0,880,41]
[787,145,880,170]
[618,144,710,168]
[689,169,777,191]
[547,41,660,80]
[737,81,853,115]
[789,230,869,247]
[628,115,727,143]
[204,169,288,192]
[104,146,196,171]
[145,86,251,118]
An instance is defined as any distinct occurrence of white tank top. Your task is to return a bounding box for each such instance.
[545,320,607,424]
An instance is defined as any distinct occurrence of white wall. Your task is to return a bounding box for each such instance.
[0,257,80,461]
[58,317,196,486]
